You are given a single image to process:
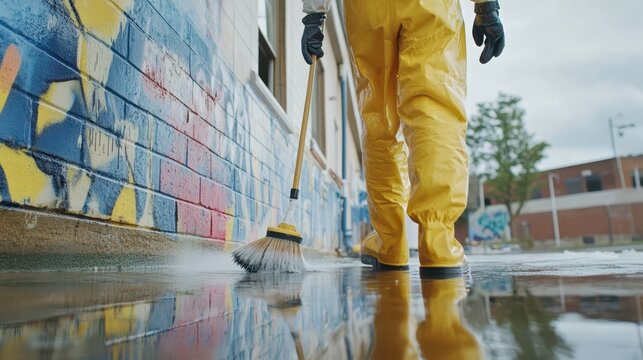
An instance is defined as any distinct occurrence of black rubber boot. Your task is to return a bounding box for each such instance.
[361,254,409,271]
[419,261,470,279]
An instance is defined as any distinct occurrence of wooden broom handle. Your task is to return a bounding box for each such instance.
[290,53,319,199]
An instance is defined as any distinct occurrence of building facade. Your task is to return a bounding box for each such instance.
[465,155,643,247]
[0,0,368,254]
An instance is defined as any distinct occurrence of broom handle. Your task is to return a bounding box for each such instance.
[290,37,322,200]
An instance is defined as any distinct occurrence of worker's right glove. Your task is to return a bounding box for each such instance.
[301,13,326,65]
[473,1,505,64]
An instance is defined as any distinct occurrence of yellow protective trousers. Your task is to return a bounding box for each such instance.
[345,0,468,267]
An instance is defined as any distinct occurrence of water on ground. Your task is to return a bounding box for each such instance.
[0,250,641,359]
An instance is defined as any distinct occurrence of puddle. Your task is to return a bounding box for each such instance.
[0,253,641,359]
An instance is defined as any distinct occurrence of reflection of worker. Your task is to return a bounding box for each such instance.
[301,0,504,276]
[417,278,482,359]
[367,272,417,359]
[364,272,482,359]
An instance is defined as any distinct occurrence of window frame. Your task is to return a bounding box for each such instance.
[257,0,286,109]
[564,176,583,195]
[311,61,326,155]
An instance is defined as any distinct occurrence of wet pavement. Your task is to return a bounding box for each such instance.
[0,250,642,359]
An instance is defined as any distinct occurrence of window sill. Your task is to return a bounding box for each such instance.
[249,71,295,135]
[329,168,343,189]
[310,139,327,170]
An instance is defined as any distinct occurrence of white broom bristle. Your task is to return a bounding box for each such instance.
[232,236,306,273]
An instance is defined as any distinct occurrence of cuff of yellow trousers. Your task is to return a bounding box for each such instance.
[418,222,464,267]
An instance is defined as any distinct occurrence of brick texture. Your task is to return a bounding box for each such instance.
[0,0,367,252]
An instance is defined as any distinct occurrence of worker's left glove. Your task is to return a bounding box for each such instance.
[301,13,325,65]
[473,1,505,64]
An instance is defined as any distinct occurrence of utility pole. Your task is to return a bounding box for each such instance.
[609,114,635,189]
[548,173,561,248]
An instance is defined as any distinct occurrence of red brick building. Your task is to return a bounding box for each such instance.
[463,155,643,248]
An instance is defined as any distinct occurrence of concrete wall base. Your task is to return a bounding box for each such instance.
[0,205,227,270]
[0,205,337,271]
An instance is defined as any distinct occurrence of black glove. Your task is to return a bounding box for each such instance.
[301,13,325,65]
[473,1,505,64]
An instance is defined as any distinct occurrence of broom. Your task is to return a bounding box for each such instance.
[232,51,322,273]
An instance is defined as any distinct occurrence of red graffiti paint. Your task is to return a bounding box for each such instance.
[142,64,191,136]
[0,44,22,110]
[160,160,200,203]
[176,201,211,237]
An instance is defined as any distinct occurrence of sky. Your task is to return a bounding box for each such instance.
[461,0,643,170]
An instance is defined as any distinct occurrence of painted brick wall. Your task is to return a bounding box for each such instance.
[0,0,367,252]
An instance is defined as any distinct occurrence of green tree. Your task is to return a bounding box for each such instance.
[467,94,549,243]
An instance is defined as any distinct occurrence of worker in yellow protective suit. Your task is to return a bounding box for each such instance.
[301,0,504,277]
[363,272,482,359]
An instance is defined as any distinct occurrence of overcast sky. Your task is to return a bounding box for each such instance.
[461,0,643,170]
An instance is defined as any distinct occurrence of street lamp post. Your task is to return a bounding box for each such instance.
[609,114,635,189]
[548,173,561,248]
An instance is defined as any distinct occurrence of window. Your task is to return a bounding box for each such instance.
[565,177,583,194]
[585,174,603,192]
[632,169,643,188]
[311,62,326,154]
[258,0,286,107]
[531,187,543,199]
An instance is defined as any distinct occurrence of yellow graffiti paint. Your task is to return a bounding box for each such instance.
[103,302,150,341]
[36,80,81,135]
[78,39,110,115]
[66,166,91,213]
[61,0,78,27]
[111,174,137,225]
[0,328,27,360]
[103,305,133,339]
[0,44,21,113]
[225,217,234,241]
[0,144,56,206]
[72,0,133,43]
[71,0,132,119]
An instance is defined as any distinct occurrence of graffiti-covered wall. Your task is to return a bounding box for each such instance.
[0,0,366,252]
[468,205,511,242]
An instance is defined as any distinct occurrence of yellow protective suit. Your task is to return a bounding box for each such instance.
[301,0,473,268]
[303,0,493,14]
[344,0,469,268]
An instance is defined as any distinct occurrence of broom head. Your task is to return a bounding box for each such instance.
[232,222,306,273]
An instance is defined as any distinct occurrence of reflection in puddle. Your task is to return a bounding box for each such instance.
[0,257,641,359]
